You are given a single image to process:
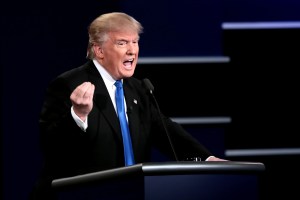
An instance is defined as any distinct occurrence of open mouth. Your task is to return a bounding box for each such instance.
[123,58,134,67]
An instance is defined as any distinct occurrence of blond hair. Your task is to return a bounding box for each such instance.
[86,12,143,59]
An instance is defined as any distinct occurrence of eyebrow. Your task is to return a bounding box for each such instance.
[115,36,140,41]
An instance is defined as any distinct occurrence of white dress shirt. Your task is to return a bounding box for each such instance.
[71,59,128,131]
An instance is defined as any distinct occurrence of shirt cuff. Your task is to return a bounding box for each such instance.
[71,106,88,131]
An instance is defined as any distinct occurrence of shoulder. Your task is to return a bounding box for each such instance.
[57,60,95,80]
[47,60,96,91]
[125,77,144,92]
[124,77,152,104]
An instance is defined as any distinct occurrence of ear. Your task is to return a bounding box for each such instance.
[93,45,104,58]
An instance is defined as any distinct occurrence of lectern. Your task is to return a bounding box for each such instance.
[52,161,265,200]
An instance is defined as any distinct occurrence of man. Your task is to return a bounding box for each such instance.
[31,12,226,200]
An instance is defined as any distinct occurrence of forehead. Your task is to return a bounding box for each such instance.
[108,31,140,40]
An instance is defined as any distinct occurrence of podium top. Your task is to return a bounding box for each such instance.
[143,161,265,174]
[52,161,265,189]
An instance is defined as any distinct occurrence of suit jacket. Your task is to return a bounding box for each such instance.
[38,59,213,180]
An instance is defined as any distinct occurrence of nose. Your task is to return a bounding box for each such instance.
[127,42,138,55]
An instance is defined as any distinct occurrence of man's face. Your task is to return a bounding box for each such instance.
[98,31,140,80]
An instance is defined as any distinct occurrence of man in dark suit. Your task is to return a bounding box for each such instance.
[30,12,226,200]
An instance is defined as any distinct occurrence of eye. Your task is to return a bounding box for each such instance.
[116,40,127,47]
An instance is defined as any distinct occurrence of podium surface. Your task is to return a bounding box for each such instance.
[52,161,265,200]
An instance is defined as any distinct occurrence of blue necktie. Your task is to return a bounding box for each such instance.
[114,80,135,166]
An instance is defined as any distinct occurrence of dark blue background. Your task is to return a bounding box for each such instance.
[1,0,300,199]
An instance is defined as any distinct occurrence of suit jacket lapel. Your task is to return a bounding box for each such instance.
[123,80,141,154]
[85,62,142,152]
[86,62,122,140]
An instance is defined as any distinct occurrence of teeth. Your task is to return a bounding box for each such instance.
[128,59,133,62]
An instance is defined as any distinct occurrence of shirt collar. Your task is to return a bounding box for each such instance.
[92,59,119,89]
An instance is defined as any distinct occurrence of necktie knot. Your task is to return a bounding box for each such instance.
[114,80,122,88]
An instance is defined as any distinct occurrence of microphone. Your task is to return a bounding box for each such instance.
[142,78,179,161]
